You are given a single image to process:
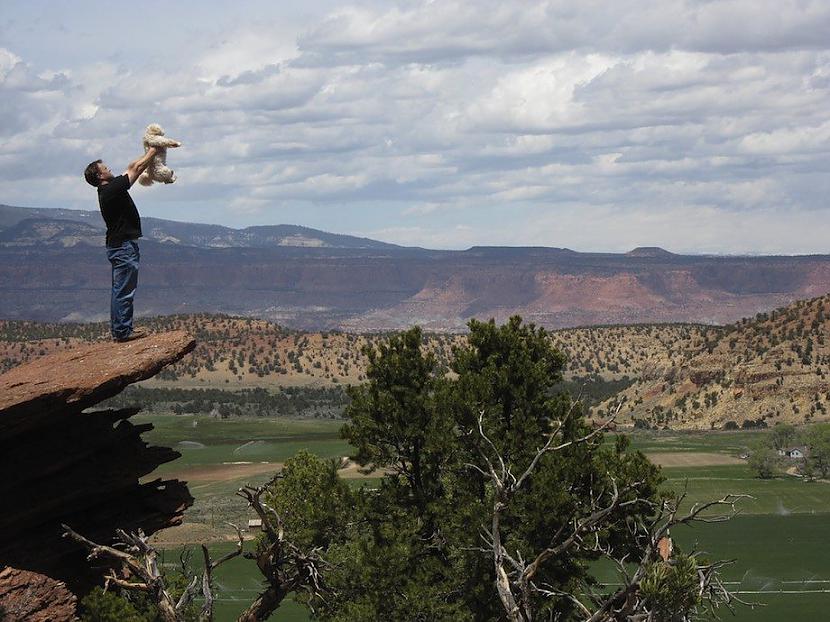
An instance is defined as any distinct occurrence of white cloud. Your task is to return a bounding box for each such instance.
[299,0,830,62]
[0,2,828,253]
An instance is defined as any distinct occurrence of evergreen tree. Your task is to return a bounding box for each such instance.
[303,318,663,620]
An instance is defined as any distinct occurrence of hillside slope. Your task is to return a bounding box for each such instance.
[1,314,715,392]
[3,298,828,430]
[596,294,830,429]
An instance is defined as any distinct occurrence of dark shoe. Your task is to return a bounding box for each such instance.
[114,329,148,343]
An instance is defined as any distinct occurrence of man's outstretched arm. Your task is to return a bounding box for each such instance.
[124,147,158,186]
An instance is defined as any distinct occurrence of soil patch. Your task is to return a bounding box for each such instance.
[645,452,743,467]
[166,462,280,483]
[149,522,237,547]
[163,461,385,486]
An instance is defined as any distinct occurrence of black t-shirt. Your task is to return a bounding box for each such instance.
[98,174,142,247]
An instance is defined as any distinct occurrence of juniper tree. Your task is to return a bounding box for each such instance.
[311,318,668,620]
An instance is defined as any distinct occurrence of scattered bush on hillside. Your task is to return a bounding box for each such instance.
[741,418,768,429]
[101,385,350,419]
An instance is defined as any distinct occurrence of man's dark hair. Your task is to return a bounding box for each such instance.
[84,159,103,187]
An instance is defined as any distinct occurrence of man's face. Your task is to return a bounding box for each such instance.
[97,162,114,183]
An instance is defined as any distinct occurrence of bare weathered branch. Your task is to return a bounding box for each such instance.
[199,523,244,621]
[513,396,606,492]
[62,524,179,622]
[468,393,753,622]
[175,575,199,613]
[235,480,329,622]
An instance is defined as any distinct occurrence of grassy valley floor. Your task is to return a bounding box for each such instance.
[140,418,830,620]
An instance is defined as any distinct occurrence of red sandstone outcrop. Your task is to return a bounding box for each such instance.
[0,567,77,621]
[0,331,196,612]
[0,331,195,437]
[4,227,830,332]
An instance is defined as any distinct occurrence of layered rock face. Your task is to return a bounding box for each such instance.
[0,567,77,622]
[0,331,196,614]
[3,215,830,331]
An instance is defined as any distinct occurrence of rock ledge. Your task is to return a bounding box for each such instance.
[0,331,196,613]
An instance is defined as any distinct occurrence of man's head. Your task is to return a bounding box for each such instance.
[84,160,114,187]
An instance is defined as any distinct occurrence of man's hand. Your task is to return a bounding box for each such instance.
[125,147,158,186]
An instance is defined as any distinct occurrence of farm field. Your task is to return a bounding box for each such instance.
[167,515,830,622]
[592,513,830,622]
[139,415,350,469]
[622,430,768,454]
[138,415,360,534]
[140,416,830,620]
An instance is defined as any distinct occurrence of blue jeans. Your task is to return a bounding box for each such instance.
[107,240,139,339]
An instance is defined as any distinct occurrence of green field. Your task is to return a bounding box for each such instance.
[138,415,351,469]
[663,463,830,515]
[158,542,309,622]
[166,516,830,622]
[622,430,767,454]
[138,416,830,621]
[136,415,352,529]
[593,514,830,622]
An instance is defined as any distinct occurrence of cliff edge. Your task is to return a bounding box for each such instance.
[0,331,196,617]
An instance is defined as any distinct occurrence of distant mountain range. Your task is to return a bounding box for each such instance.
[1,204,829,331]
[0,204,399,250]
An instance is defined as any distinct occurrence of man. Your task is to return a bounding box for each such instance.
[83,144,178,341]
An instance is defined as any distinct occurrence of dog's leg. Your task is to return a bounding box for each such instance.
[156,164,176,184]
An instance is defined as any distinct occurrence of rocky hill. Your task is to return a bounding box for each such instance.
[2,205,830,331]
[0,314,716,388]
[596,294,830,429]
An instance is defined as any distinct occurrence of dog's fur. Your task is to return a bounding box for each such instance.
[139,123,181,186]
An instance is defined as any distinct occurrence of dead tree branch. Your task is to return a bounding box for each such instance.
[235,479,329,622]
[62,525,182,622]
[199,523,244,621]
[580,492,756,622]
[468,400,622,622]
[62,523,245,622]
[467,400,753,622]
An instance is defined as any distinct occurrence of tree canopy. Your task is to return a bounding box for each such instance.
[275,318,665,620]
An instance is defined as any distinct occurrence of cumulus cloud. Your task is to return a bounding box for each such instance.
[299,0,830,63]
[0,1,828,253]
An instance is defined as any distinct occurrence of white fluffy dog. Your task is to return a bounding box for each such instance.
[138,123,181,186]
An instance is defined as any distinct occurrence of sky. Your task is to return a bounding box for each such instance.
[1,0,829,254]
